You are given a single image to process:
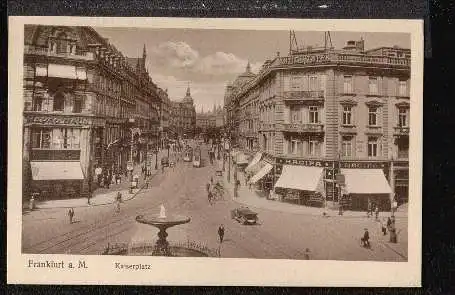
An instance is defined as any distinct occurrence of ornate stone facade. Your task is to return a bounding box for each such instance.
[23,25,162,199]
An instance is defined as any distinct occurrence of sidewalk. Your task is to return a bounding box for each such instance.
[220,160,408,219]
[30,163,159,210]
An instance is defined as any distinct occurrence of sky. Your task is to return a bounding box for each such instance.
[94,27,410,112]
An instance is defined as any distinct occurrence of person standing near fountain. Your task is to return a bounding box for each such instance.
[218,224,225,243]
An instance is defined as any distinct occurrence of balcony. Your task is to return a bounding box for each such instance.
[394,126,410,135]
[24,45,95,61]
[260,123,275,131]
[31,149,81,161]
[283,123,324,133]
[283,90,324,103]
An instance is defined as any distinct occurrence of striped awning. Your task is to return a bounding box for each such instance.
[248,162,273,184]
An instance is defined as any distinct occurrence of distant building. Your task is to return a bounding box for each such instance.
[196,104,224,133]
[170,85,196,138]
[225,36,410,210]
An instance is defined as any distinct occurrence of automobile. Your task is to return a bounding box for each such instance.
[160,156,169,167]
[231,207,258,225]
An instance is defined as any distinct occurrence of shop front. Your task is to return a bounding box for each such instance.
[247,161,274,196]
[274,165,325,206]
[30,161,84,200]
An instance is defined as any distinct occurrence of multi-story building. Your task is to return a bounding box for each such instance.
[158,87,171,146]
[22,25,162,200]
[169,85,196,138]
[225,38,410,210]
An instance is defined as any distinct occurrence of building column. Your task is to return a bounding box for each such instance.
[80,127,92,197]
[23,126,32,198]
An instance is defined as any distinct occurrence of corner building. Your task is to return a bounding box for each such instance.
[226,39,410,210]
[22,25,161,200]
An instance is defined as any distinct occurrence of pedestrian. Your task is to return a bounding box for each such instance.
[206,183,211,193]
[387,216,392,231]
[304,248,311,260]
[210,176,213,185]
[116,191,122,203]
[68,208,74,224]
[29,195,36,211]
[381,218,387,235]
[361,228,370,248]
[218,224,225,243]
[375,206,380,221]
[208,190,213,205]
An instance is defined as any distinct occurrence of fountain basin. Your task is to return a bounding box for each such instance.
[135,214,191,228]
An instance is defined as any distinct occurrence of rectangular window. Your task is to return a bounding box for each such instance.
[368,107,378,126]
[290,105,302,123]
[31,128,51,149]
[309,106,319,124]
[399,80,407,96]
[308,137,319,156]
[342,106,352,125]
[367,137,378,158]
[343,75,353,94]
[398,108,408,127]
[73,97,83,113]
[341,136,353,157]
[309,75,318,91]
[369,77,378,95]
[290,139,299,155]
[290,75,303,90]
[33,96,44,111]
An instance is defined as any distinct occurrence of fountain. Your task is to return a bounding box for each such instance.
[135,204,191,256]
[103,205,220,257]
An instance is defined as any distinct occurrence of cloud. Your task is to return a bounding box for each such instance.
[152,41,199,69]
[150,41,261,76]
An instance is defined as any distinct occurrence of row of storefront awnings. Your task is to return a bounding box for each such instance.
[274,165,392,195]
[30,161,84,181]
[243,152,393,194]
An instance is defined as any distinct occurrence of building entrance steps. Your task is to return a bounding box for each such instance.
[29,163,159,210]
[220,160,407,219]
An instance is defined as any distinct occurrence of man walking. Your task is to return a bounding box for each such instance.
[68,208,74,224]
[218,224,225,243]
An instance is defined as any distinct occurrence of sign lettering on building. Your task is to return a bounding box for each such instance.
[279,54,330,66]
[24,115,105,127]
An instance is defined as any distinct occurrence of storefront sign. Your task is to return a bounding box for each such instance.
[24,114,105,127]
[276,158,334,167]
[339,161,388,169]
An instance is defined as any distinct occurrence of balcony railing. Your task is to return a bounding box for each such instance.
[283,123,324,133]
[24,45,95,61]
[260,123,275,131]
[335,53,410,67]
[283,90,325,101]
[31,149,81,161]
[394,126,410,135]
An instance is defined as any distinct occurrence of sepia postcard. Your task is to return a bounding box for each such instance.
[8,17,423,286]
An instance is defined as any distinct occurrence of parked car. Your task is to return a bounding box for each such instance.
[161,156,169,167]
[231,207,258,225]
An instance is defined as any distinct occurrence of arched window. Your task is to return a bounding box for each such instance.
[53,92,65,111]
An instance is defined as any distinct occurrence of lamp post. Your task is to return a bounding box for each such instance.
[128,118,135,193]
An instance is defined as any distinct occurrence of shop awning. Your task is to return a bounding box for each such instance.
[341,169,392,194]
[31,161,84,180]
[245,152,262,173]
[274,165,324,192]
[248,162,273,184]
[235,153,249,165]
